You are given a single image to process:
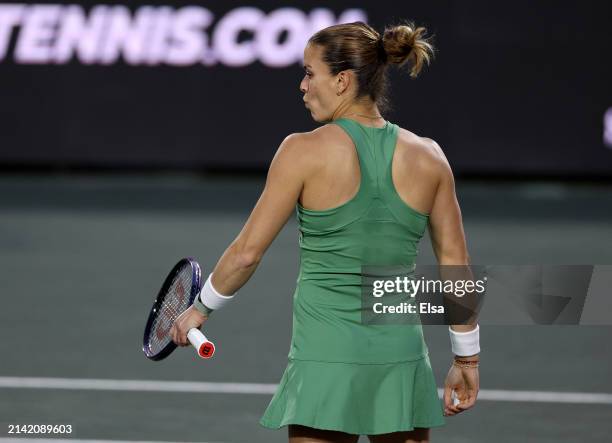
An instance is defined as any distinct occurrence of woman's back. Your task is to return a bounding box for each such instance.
[298,119,442,216]
[289,117,441,364]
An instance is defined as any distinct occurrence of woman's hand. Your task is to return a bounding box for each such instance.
[170,306,208,347]
[443,359,480,416]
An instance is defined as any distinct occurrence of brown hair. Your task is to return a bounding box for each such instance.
[308,21,435,112]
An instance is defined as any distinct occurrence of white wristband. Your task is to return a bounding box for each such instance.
[449,325,480,356]
[199,273,235,310]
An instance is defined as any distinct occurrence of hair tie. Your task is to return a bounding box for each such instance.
[376,38,387,63]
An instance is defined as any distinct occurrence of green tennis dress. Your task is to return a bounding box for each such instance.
[259,118,445,435]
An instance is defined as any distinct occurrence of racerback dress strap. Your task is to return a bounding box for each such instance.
[332,118,429,230]
[331,117,398,200]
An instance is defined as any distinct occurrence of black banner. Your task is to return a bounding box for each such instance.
[1,1,611,175]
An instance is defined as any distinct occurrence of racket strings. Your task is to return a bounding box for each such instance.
[148,266,194,354]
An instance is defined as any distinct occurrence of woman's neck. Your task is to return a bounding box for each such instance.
[332,101,384,127]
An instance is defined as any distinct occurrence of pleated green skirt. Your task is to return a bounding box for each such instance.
[259,355,445,435]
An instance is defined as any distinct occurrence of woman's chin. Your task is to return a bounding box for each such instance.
[310,112,326,123]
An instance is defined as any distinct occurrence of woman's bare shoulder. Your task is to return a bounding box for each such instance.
[396,126,452,176]
[274,125,348,177]
[283,124,352,159]
[282,123,345,147]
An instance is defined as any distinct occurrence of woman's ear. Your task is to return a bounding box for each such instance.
[336,70,351,96]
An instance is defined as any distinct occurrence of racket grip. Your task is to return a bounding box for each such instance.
[187,328,215,359]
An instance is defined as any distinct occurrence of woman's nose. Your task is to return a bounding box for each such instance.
[299,77,307,93]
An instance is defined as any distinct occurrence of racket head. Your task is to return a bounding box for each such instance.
[142,258,202,361]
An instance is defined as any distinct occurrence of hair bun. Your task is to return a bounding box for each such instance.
[382,22,435,78]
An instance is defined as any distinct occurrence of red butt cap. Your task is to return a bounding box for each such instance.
[199,341,215,359]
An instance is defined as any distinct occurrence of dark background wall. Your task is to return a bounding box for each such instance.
[1,1,611,176]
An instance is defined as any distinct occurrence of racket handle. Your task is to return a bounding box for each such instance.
[187,328,215,359]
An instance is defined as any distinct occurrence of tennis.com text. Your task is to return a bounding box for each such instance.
[0,4,366,67]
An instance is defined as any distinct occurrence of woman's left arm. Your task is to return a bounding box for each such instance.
[171,133,309,345]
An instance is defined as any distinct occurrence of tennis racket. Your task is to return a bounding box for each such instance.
[142,258,215,361]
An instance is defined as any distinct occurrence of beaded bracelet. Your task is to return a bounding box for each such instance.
[452,360,479,369]
[455,357,480,365]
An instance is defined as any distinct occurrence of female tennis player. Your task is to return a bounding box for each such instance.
[171,21,480,443]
